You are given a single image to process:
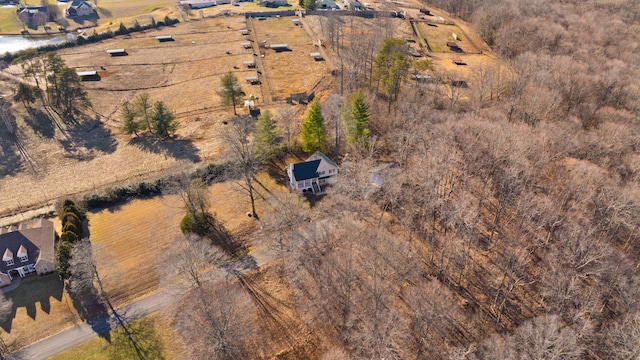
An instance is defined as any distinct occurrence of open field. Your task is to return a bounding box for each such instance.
[88,195,184,306]
[0,15,326,217]
[250,16,328,101]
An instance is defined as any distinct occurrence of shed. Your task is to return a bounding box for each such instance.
[446,41,459,48]
[291,19,300,25]
[241,42,252,49]
[106,48,127,56]
[244,60,256,68]
[156,35,174,42]
[246,76,260,84]
[270,43,289,52]
[452,58,466,65]
[76,70,100,81]
[310,52,322,60]
[240,29,249,35]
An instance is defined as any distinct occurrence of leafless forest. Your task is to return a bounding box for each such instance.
[163,0,640,358]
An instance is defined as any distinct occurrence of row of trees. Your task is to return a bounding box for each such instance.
[13,51,90,120]
[55,199,86,280]
[120,93,178,138]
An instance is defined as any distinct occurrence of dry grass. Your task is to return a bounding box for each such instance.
[0,16,327,218]
[87,195,184,306]
[251,17,329,100]
[1,274,83,351]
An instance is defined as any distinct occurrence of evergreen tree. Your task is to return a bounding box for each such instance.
[301,98,328,153]
[133,93,153,133]
[373,38,410,111]
[120,101,142,136]
[217,72,244,115]
[254,110,281,163]
[56,241,73,280]
[344,89,371,146]
[14,82,40,107]
[150,101,178,137]
[56,67,91,117]
[303,0,318,10]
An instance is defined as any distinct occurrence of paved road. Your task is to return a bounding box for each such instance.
[11,287,182,360]
[10,248,273,360]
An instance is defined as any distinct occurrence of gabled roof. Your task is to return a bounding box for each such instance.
[292,159,321,181]
[69,0,92,8]
[306,151,337,168]
[0,219,54,273]
[2,248,12,262]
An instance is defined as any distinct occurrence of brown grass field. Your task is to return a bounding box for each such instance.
[0,16,325,218]
[250,16,329,101]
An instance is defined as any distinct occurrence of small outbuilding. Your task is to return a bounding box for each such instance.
[291,19,300,25]
[106,48,127,56]
[270,44,289,52]
[76,70,100,81]
[156,35,174,42]
[310,52,323,60]
[240,29,250,35]
[246,76,260,84]
[241,42,252,49]
[452,58,466,65]
[244,60,256,68]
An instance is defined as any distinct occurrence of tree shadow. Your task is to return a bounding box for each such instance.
[70,13,100,26]
[1,274,64,333]
[96,7,113,18]
[23,107,55,139]
[59,118,117,161]
[128,136,201,162]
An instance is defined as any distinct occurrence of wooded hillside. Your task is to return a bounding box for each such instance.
[208,0,640,358]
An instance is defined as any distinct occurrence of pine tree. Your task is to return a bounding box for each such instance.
[301,98,328,153]
[120,100,142,136]
[150,101,178,137]
[133,93,153,133]
[344,89,371,146]
[217,72,244,115]
[254,110,281,163]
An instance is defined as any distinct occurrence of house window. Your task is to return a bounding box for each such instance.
[319,171,325,175]
[5,259,13,266]
[329,169,335,174]
[20,255,28,262]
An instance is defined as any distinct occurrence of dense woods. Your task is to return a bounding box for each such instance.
[166,0,640,358]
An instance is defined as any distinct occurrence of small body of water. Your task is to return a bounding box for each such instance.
[0,33,75,54]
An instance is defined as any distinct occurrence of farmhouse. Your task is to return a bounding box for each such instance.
[0,219,55,288]
[287,152,338,194]
[17,6,48,28]
[343,0,362,10]
[65,0,95,17]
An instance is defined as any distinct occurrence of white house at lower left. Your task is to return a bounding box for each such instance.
[0,219,56,288]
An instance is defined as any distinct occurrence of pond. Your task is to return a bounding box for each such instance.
[0,33,75,54]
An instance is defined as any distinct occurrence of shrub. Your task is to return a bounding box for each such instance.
[56,241,73,280]
[180,211,210,236]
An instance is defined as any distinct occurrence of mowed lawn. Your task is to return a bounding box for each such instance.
[48,312,185,360]
[1,274,83,351]
[88,195,184,307]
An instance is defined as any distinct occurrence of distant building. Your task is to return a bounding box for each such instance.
[17,6,48,28]
[343,0,361,10]
[65,1,95,17]
[260,0,289,7]
[0,219,56,288]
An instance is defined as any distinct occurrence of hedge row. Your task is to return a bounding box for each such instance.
[81,162,233,210]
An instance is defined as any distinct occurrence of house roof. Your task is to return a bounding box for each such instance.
[306,151,337,167]
[291,159,321,181]
[0,219,54,273]
[69,0,91,8]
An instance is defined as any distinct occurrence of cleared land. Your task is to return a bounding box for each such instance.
[249,16,328,101]
[0,16,324,217]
